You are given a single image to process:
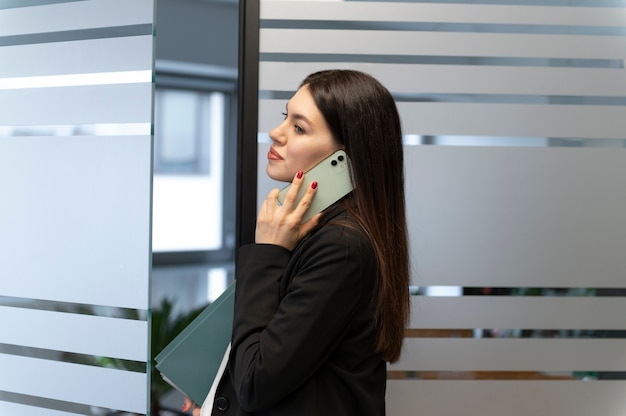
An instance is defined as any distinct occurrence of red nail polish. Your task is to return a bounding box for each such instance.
[311,181,318,189]
[296,170,303,179]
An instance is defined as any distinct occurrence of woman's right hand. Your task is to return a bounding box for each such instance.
[255,170,321,251]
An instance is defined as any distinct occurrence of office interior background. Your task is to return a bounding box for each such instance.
[0,0,625,415]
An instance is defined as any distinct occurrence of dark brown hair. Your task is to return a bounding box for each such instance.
[300,69,410,363]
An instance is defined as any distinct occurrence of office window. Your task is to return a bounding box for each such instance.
[151,63,238,301]
[152,87,227,252]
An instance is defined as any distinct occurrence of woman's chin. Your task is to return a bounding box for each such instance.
[266,167,293,183]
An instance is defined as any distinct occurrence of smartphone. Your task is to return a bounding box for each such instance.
[277,149,354,223]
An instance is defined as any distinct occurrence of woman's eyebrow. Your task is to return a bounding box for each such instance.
[285,102,314,126]
[291,112,313,126]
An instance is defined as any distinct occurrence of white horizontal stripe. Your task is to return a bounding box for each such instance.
[386,380,626,416]
[0,71,152,90]
[0,124,151,137]
[156,59,238,80]
[259,62,626,96]
[0,354,146,414]
[0,83,152,125]
[260,29,626,60]
[0,36,154,78]
[404,146,626,288]
[0,306,148,361]
[408,297,626,330]
[260,100,626,139]
[390,338,626,372]
[261,1,626,27]
[0,0,153,37]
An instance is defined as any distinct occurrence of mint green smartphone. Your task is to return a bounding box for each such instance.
[277,149,354,223]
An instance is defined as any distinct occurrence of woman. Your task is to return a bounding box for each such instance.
[185,69,410,415]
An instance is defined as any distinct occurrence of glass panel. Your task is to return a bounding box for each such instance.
[405,146,626,288]
[261,2,624,27]
[0,0,154,414]
[390,338,626,372]
[0,306,148,361]
[408,297,626,330]
[254,0,626,415]
[260,29,625,59]
[0,84,152,125]
[0,354,147,413]
[0,0,153,36]
[260,99,626,140]
[259,62,626,97]
[0,136,151,309]
[0,36,154,77]
[386,380,626,416]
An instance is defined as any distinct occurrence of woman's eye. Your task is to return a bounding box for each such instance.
[281,111,304,133]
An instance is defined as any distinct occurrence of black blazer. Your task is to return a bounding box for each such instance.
[209,205,386,415]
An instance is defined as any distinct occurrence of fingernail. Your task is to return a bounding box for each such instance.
[311,181,318,189]
[296,170,303,179]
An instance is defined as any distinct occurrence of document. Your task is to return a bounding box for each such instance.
[155,282,235,406]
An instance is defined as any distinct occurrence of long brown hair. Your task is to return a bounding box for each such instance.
[301,69,410,363]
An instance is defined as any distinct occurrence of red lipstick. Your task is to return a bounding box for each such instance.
[267,147,283,160]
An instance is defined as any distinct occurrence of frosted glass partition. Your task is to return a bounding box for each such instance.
[0,1,154,415]
[405,146,626,288]
[248,1,626,416]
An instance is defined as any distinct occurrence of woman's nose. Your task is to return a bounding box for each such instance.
[269,122,286,144]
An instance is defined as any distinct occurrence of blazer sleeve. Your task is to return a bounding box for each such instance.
[229,227,374,412]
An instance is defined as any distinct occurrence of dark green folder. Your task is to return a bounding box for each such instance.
[155,282,235,406]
